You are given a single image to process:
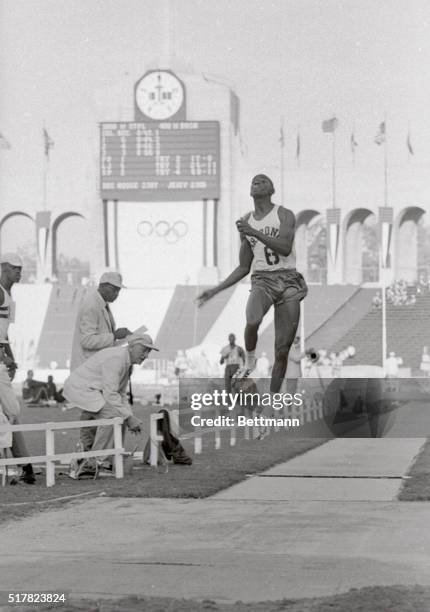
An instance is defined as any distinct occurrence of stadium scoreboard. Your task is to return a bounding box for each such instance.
[100,121,220,201]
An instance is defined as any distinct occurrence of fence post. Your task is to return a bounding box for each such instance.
[214,408,221,450]
[150,413,164,466]
[113,418,124,478]
[170,409,180,436]
[194,436,202,454]
[230,423,236,446]
[45,424,55,487]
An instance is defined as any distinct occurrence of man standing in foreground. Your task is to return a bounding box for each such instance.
[70,271,132,452]
[0,253,35,483]
[197,175,307,428]
[63,333,158,472]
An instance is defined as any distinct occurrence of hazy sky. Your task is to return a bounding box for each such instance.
[1,0,430,257]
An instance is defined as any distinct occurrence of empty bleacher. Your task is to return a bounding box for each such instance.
[331,290,430,369]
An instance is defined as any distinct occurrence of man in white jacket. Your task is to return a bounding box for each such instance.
[70,271,132,371]
[70,271,132,452]
[63,333,158,464]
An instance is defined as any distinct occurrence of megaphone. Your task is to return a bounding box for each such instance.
[305,349,319,363]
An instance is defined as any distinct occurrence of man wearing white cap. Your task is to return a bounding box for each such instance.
[70,271,132,371]
[63,333,158,471]
[70,271,133,452]
[0,253,36,483]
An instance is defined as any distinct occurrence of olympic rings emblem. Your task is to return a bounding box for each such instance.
[137,220,189,244]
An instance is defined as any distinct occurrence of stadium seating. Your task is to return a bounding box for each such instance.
[331,291,430,369]
[10,282,430,371]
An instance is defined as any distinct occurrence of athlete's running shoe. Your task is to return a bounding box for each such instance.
[232,366,254,380]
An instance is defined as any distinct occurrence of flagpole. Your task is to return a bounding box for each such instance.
[43,157,48,211]
[380,251,387,373]
[384,115,388,207]
[280,116,285,206]
[43,122,48,211]
[332,126,336,208]
[300,300,305,354]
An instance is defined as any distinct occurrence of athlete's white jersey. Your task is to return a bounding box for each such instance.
[245,205,296,272]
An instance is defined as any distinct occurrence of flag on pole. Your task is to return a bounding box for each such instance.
[296,130,301,162]
[0,132,11,149]
[407,131,414,155]
[43,128,54,159]
[230,90,240,135]
[374,122,386,145]
[350,131,358,152]
[279,125,285,148]
[322,117,338,133]
[351,130,358,166]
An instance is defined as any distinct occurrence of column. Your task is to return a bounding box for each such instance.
[198,199,219,285]
[36,211,51,282]
[102,200,119,270]
[326,208,342,284]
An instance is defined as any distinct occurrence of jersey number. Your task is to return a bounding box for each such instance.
[264,246,280,266]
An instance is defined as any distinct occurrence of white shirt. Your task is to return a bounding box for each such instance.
[245,205,296,273]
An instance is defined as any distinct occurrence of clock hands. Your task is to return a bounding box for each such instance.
[155,74,164,105]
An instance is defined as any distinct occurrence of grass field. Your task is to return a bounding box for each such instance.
[4,585,430,611]
[0,401,326,524]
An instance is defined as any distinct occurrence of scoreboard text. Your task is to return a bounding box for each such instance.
[100,121,220,201]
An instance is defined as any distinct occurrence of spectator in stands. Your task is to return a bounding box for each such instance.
[302,353,313,377]
[372,292,382,309]
[0,253,35,483]
[174,350,190,378]
[385,279,416,307]
[63,333,157,474]
[417,274,429,294]
[70,271,133,453]
[286,336,305,394]
[420,346,430,377]
[331,352,343,377]
[220,333,245,392]
[385,351,402,378]
[195,351,211,376]
[318,349,331,366]
[256,351,270,377]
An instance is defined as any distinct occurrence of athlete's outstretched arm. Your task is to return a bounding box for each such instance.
[196,238,253,307]
[236,207,295,257]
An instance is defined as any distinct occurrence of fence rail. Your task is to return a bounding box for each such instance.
[148,390,330,465]
[0,417,124,487]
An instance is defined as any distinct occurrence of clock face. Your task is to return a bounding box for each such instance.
[135,71,185,120]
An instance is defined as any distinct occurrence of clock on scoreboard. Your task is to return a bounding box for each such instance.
[134,70,186,121]
[100,120,220,201]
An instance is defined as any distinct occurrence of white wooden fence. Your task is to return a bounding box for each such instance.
[0,389,330,485]
[0,417,124,487]
[148,389,328,465]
